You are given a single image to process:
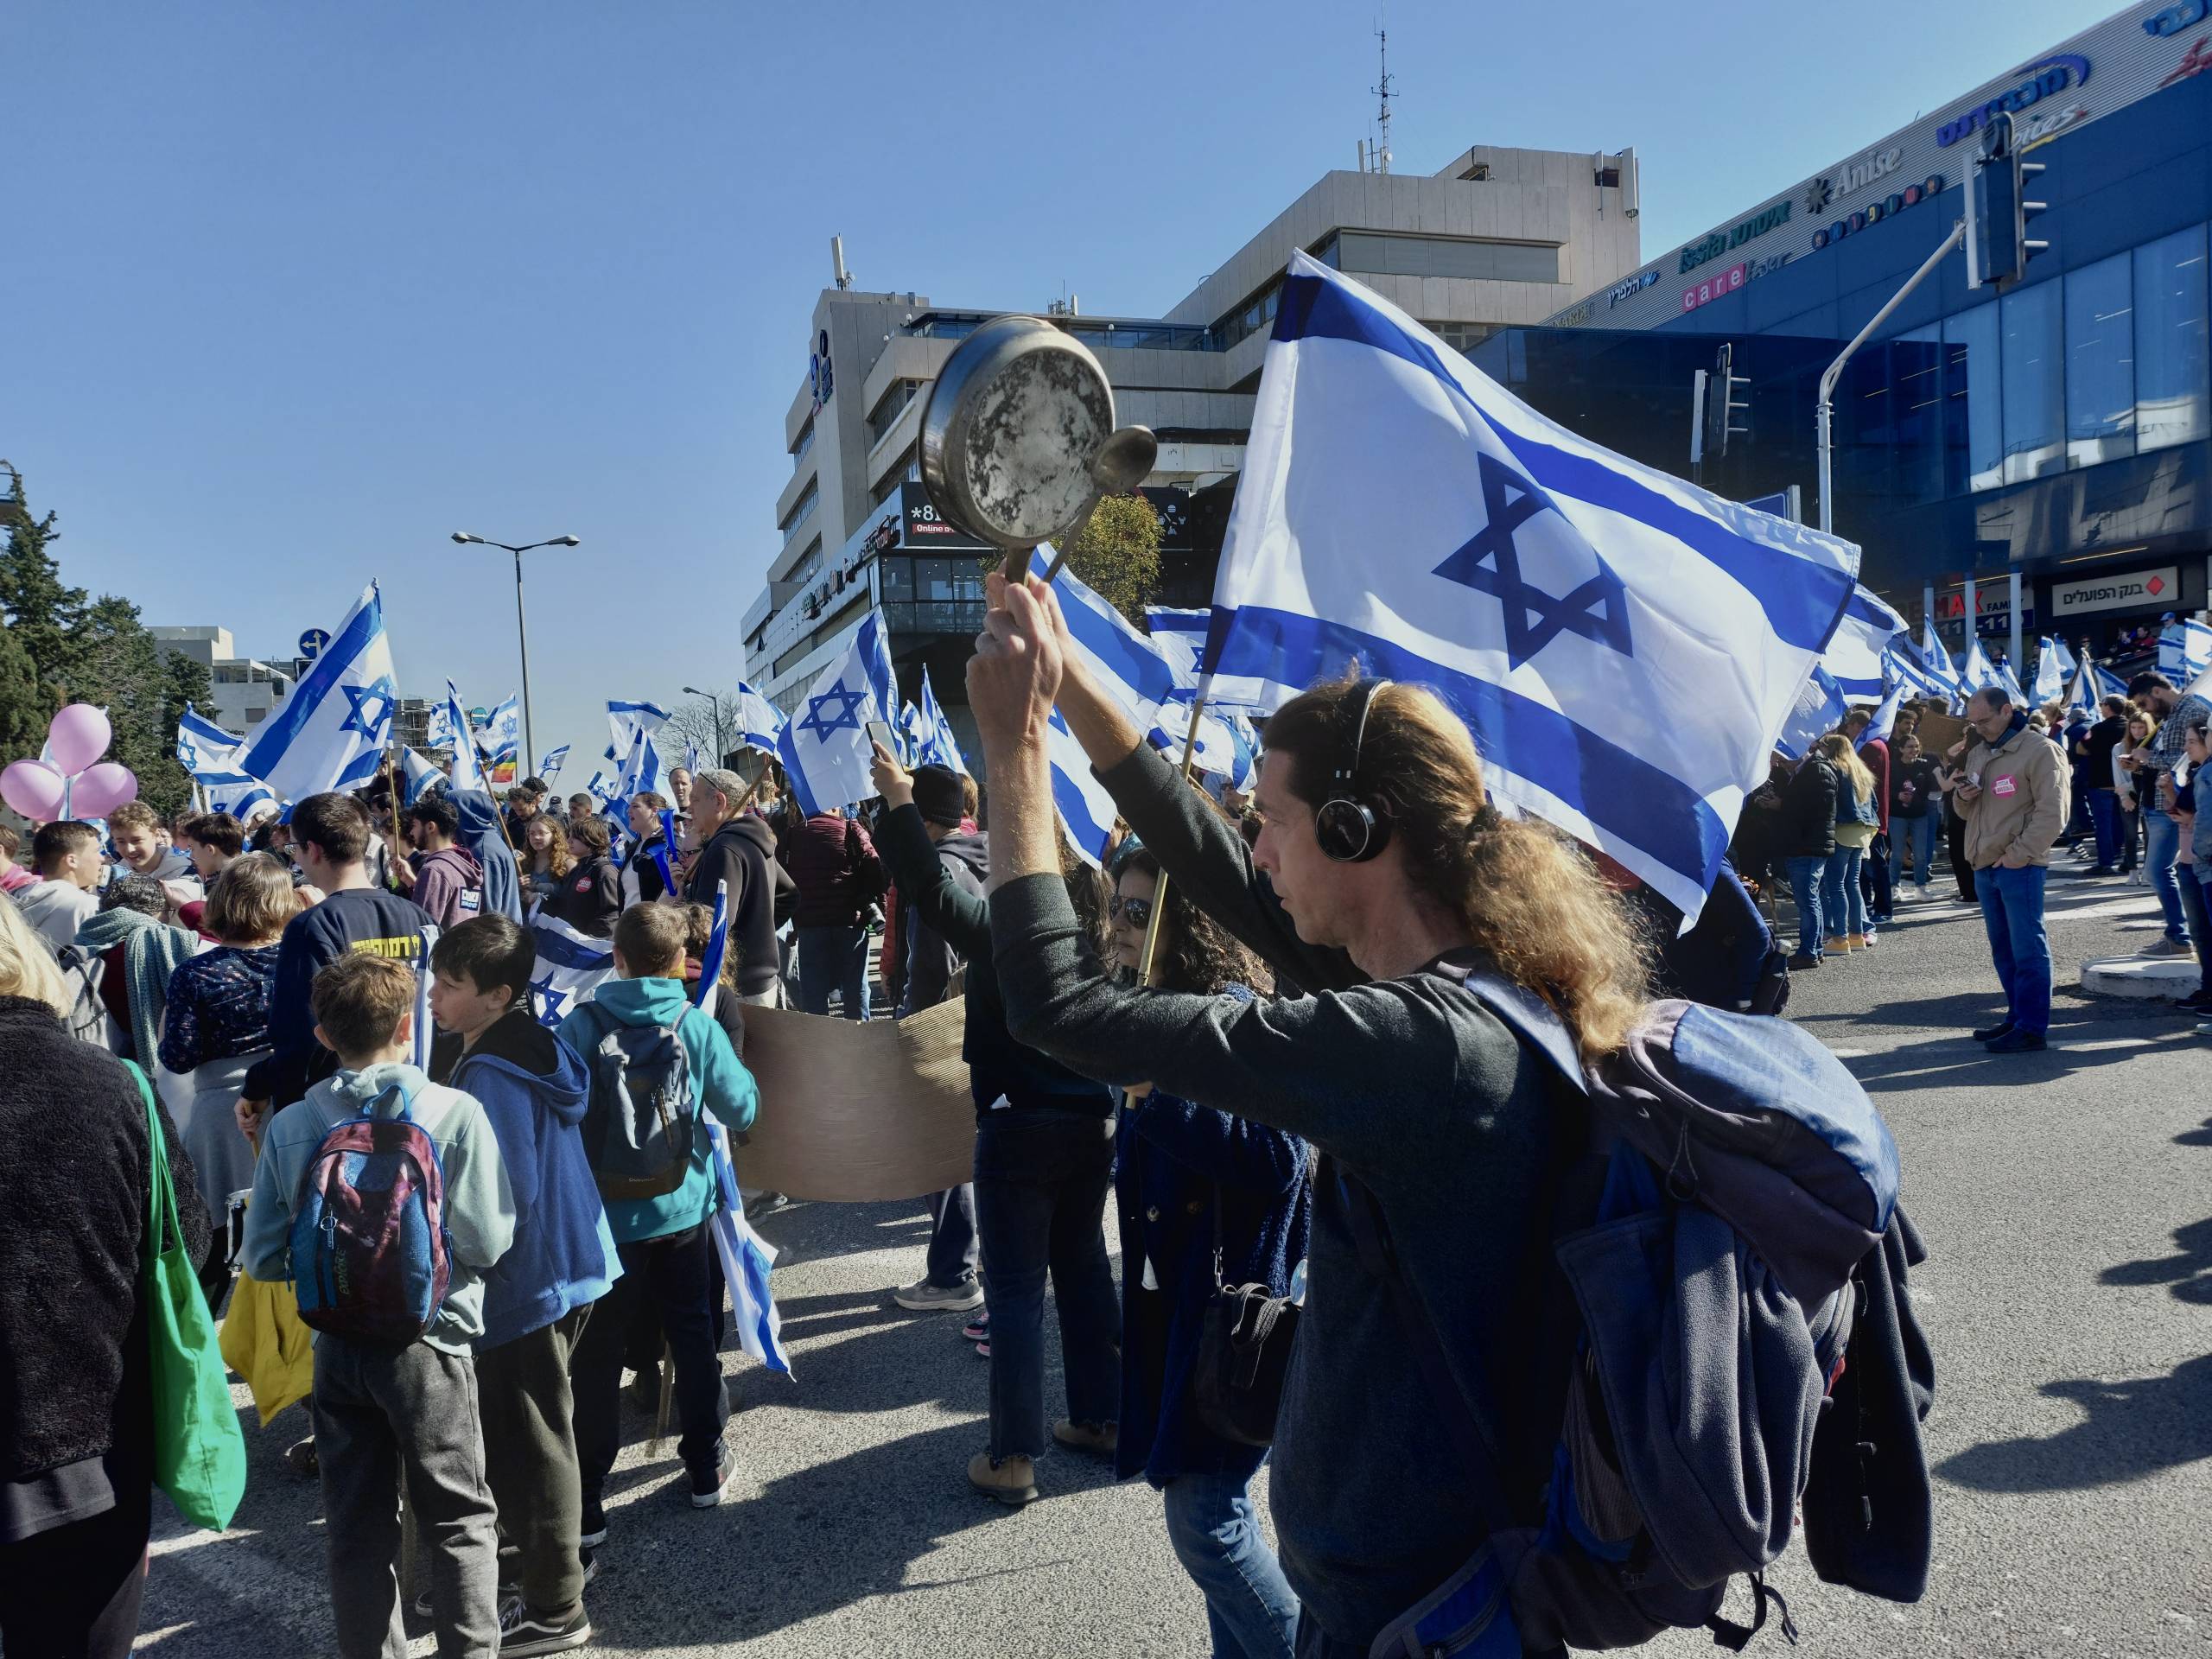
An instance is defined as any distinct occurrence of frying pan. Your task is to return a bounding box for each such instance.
[918,314,1157,578]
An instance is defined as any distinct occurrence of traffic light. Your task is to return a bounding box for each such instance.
[1705,343,1751,460]
[1965,111,2049,290]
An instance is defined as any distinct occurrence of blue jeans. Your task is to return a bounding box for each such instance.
[972,1108,1121,1460]
[1891,814,1937,886]
[2145,810,2187,942]
[2085,789,2122,869]
[2180,861,2212,977]
[1821,844,1866,938]
[1163,1470,1300,1659]
[1784,855,1827,957]
[1977,864,2051,1037]
[796,924,871,1020]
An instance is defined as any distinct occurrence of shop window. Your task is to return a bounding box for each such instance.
[2135,223,2209,454]
[2064,253,2134,469]
[1333,232,1560,285]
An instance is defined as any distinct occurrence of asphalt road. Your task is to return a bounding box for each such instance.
[136,860,2212,1658]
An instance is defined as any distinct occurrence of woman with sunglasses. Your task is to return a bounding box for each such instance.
[1108,841,1310,1659]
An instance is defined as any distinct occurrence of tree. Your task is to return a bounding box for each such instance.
[664,692,733,771]
[976,492,1162,626]
[0,619,44,760]
[0,476,89,708]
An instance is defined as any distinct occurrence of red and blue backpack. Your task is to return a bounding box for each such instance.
[289,1083,453,1346]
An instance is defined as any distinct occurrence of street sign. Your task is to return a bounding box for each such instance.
[298,627,331,660]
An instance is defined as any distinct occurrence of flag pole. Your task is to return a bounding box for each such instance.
[1133,684,1211,991]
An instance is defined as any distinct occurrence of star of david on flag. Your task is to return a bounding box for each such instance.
[238,582,403,803]
[776,610,898,816]
[1199,252,1859,922]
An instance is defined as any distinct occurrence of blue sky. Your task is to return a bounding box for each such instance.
[15,0,2091,775]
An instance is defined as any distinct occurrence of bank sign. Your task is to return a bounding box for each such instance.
[2050,565,2180,617]
[1936,56,2091,147]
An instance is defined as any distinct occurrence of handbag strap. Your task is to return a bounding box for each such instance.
[123,1059,179,1265]
[1211,1181,1225,1290]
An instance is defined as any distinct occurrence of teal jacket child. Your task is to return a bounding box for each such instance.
[556,976,759,1244]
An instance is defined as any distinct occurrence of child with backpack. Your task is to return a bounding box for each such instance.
[241,951,517,1659]
[556,903,758,1537]
[429,915,620,1656]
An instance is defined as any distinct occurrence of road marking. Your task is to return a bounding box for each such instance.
[1826,1046,1872,1058]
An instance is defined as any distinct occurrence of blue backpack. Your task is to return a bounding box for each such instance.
[1359,981,1924,1658]
[289,1084,453,1347]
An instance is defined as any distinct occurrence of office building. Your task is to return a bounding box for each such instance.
[746,143,1649,725]
[149,626,296,733]
[1476,2,2212,665]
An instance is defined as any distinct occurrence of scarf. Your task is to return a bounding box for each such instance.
[73,907,199,1067]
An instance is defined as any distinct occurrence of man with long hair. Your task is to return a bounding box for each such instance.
[964,570,1647,1657]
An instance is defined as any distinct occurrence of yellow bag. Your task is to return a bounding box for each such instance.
[219,1268,315,1427]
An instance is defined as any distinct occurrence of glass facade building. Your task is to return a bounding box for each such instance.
[1474,22,2212,660]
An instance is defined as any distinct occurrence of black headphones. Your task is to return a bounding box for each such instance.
[1315,677,1392,862]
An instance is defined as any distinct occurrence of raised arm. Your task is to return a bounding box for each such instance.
[1035,578,1356,995]
[869,744,992,959]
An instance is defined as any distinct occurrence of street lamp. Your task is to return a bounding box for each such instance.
[451,531,581,776]
[682,686,727,766]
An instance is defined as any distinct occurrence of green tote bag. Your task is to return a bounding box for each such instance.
[125,1061,248,1530]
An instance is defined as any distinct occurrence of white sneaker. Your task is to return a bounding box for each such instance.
[893,1277,986,1313]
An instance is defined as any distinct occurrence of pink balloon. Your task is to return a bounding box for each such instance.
[46,703,112,777]
[67,762,139,818]
[1,760,67,821]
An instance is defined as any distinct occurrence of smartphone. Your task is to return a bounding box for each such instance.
[866,719,898,756]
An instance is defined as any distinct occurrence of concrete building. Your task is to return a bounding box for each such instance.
[149,626,296,733]
[746,145,1647,721]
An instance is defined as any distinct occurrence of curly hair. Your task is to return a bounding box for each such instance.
[1113,843,1270,998]
[1262,671,1649,1056]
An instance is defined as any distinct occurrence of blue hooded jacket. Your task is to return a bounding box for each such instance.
[453,789,524,925]
[449,1008,621,1349]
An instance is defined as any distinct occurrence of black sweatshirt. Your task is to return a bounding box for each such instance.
[243,884,434,1110]
[684,817,787,996]
[875,802,1111,1118]
[989,743,1570,1649]
[1,998,212,1516]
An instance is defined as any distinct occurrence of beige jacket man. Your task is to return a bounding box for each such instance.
[1955,714,2067,869]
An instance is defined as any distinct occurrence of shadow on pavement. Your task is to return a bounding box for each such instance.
[2177,1116,2212,1147]
[2101,1216,2212,1305]
[582,1417,1122,1648]
[1795,989,2162,1034]
[1936,1353,2212,1492]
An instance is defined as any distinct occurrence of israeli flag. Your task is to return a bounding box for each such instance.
[238,582,401,802]
[2031,638,2069,705]
[2158,620,2212,681]
[1820,586,1908,701]
[442,686,487,793]
[1916,621,1964,697]
[1961,636,2004,695]
[1861,682,1908,746]
[483,696,521,764]
[605,698,672,763]
[1776,666,1847,762]
[774,611,897,816]
[1202,253,1858,919]
[1146,607,1210,689]
[910,665,969,776]
[400,747,445,808]
[584,771,619,809]
[1882,641,1951,702]
[733,683,787,757]
[1024,552,1241,862]
[526,914,615,1027]
[685,741,700,774]
[1997,659,2029,707]
[175,704,248,781]
[537,745,569,782]
[2063,658,2099,724]
[2093,662,2129,699]
[604,724,664,823]
[424,697,460,752]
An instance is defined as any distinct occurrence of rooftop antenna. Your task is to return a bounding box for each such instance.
[1370,22,1394,175]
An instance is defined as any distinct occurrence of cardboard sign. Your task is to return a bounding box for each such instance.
[731,998,976,1202]
[1910,711,1968,760]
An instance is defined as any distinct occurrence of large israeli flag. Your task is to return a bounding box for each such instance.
[175,704,248,782]
[2159,620,2212,681]
[775,612,897,816]
[1203,253,1858,918]
[1820,586,1908,701]
[526,914,615,1027]
[1882,641,1953,702]
[238,583,400,802]
[605,698,672,763]
[603,724,665,823]
[1146,607,1210,690]
[733,683,786,758]
[424,696,460,752]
